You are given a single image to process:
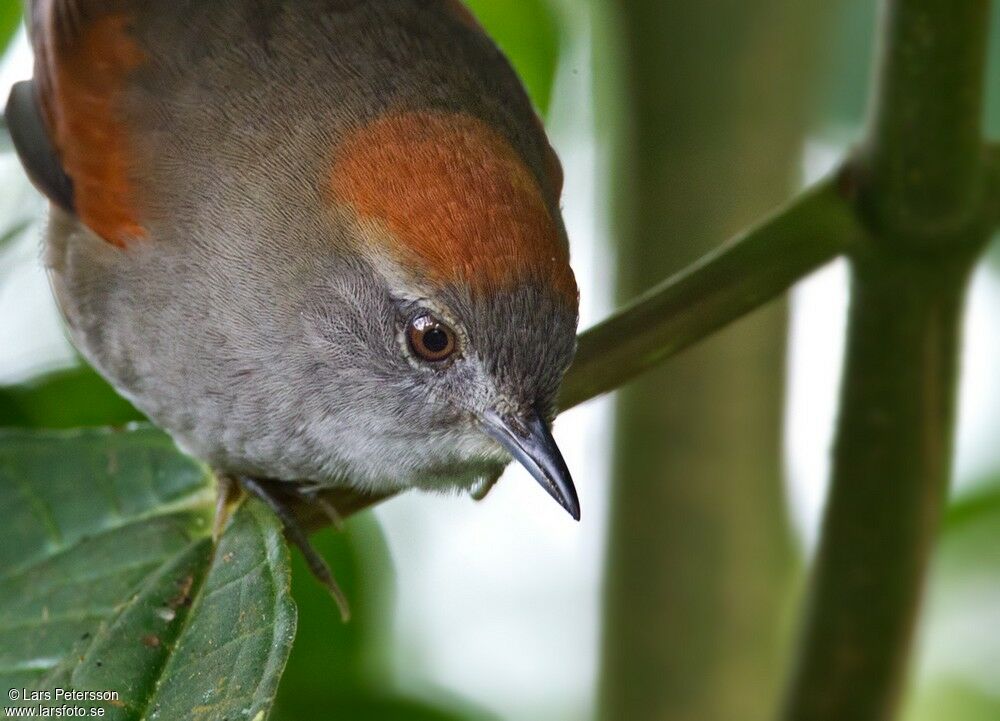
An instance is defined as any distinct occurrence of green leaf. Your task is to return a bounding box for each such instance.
[0,426,297,721]
[0,366,145,429]
[0,1,20,58]
[462,0,561,115]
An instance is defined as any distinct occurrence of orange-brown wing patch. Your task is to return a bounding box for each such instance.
[35,2,147,247]
[330,111,577,302]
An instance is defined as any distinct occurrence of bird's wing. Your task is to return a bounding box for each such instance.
[5,0,148,247]
[6,0,564,247]
[5,79,73,212]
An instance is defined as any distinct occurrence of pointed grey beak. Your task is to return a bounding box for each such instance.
[482,409,580,521]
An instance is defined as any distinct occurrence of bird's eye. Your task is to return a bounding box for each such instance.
[406,314,458,364]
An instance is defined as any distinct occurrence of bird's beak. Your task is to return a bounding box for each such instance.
[481,409,580,521]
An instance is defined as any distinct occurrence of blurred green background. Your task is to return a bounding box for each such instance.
[1,1,999,720]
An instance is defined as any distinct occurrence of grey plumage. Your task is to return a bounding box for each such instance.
[10,0,580,511]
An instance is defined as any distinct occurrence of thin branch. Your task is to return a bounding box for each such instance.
[559,175,863,409]
[781,254,974,721]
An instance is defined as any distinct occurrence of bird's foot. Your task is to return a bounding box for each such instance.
[294,484,346,531]
[228,475,352,622]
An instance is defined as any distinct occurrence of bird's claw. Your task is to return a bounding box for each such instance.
[233,476,352,622]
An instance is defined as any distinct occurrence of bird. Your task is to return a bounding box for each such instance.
[5,0,581,610]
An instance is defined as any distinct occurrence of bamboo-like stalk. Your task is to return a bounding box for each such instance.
[780,253,975,721]
[595,2,837,718]
[781,1,994,719]
[858,0,992,248]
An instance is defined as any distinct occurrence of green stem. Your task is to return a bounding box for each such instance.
[781,253,974,721]
[559,176,861,409]
[596,1,838,716]
[859,0,991,248]
[782,1,993,719]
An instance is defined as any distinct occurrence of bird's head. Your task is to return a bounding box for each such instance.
[309,109,581,518]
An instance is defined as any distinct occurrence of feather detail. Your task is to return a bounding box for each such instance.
[330,110,577,302]
[32,0,147,247]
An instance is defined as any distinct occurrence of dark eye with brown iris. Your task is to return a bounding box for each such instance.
[407,314,458,363]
